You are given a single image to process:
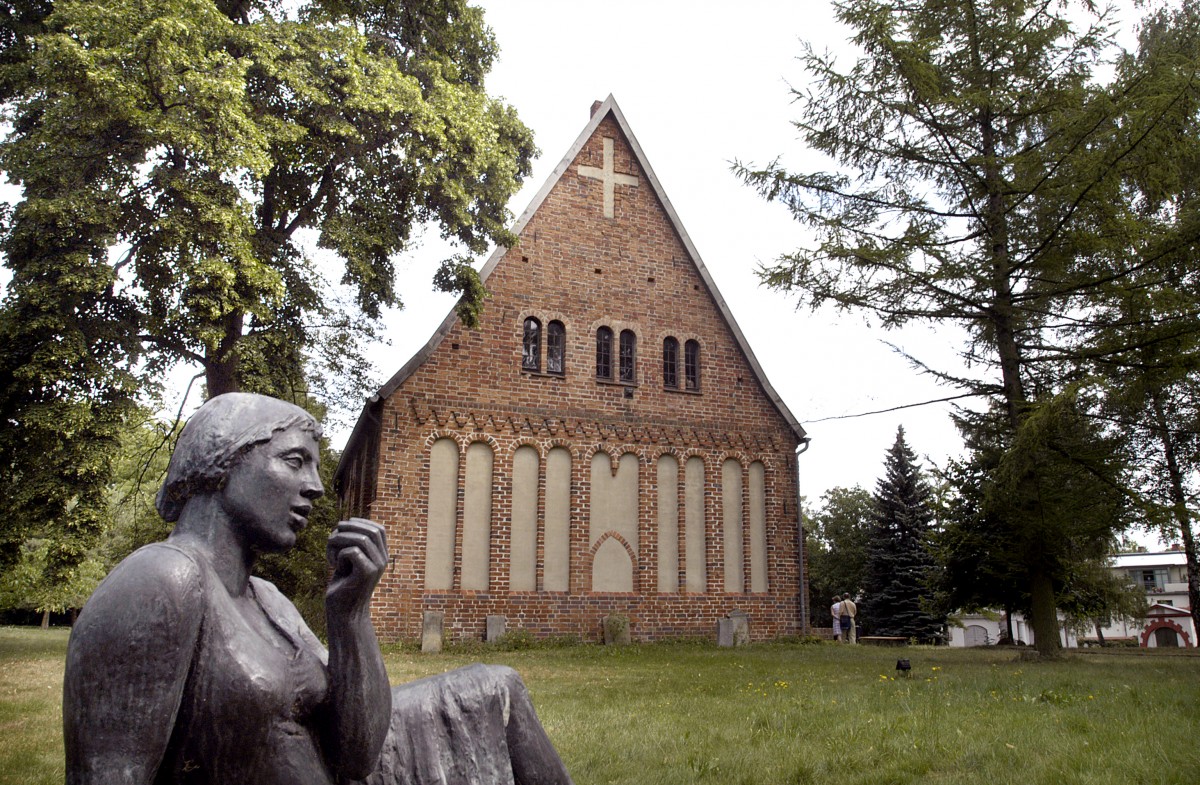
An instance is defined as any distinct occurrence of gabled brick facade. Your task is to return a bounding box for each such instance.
[337,97,809,643]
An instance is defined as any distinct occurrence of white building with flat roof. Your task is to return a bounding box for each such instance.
[948,550,1195,649]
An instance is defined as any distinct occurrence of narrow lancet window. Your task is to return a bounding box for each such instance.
[522,317,541,371]
[685,340,700,391]
[619,329,637,383]
[596,326,613,379]
[663,337,679,388]
[547,321,565,375]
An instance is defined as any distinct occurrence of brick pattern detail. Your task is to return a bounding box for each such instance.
[342,115,806,643]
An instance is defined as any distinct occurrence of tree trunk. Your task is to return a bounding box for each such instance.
[204,310,245,397]
[1029,568,1063,656]
[1093,621,1105,646]
[1149,390,1200,637]
[976,67,1062,657]
[41,608,50,629]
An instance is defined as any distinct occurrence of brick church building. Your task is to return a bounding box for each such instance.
[336,96,810,643]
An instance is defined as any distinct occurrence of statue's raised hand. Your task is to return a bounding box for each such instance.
[326,518,387,618]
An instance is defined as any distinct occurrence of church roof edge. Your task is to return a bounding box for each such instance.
[337,96,807,481]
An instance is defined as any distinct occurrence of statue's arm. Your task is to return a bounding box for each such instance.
[323,518,391,780]
[63,546,203,785]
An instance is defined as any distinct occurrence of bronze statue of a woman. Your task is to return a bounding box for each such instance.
[64,393,572,785]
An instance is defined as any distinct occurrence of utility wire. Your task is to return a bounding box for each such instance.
[805,392,986,423]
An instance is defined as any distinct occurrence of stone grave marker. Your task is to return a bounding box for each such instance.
[486,615,507,643]
[422,610,445,653]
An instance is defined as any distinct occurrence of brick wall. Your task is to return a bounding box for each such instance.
[345,111,807,643]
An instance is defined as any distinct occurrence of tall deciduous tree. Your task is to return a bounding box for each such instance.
[860,427,944,641]
[737,0,1188,655]
[0,0,535,575]
[805,485,874,626]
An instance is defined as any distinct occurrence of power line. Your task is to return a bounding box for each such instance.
[805,393,986,423]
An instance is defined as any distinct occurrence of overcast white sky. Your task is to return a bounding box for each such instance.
[138,0,1162,546]
[0,2,1166,543]
[358,0,972,506]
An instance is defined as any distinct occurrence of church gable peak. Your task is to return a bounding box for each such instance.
[364,95,805,441]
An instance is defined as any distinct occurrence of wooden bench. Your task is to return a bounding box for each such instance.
[859,636,908,646]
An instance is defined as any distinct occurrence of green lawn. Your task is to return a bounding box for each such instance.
[3,627,1199,785]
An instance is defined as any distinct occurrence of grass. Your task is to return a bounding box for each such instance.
[0,628,69,785]
[3,627,1200,785]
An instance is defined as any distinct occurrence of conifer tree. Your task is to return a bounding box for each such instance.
[860,427,944,641]
[736,0,1200,655]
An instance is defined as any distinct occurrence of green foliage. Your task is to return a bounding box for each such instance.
[0,538,106,616]
[736,0,1194,655]
[1,0,535,399]
[805,485,874,625]
[102,410,178,557]
[860,427,945,641]
[433,253,490,328]
[1058,557,1148,641]
[1077,0,1200,639]
[935,388,1134,640]
[932,449,1025,617]
[0,0,534,578]
[0,407,172,616]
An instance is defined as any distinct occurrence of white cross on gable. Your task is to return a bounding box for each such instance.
[577,137,638,219]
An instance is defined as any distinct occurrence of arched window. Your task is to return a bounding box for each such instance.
[547,320,565,375]
[619,329,636,383]
[522,317,541,371]
[596,326,613,379]
[662,337,679,388]
[685,339,700,391]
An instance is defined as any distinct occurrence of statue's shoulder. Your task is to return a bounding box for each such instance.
[68,542,208,689]
[88,542,206,612]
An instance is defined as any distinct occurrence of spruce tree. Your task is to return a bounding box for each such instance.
[861,427,945,642]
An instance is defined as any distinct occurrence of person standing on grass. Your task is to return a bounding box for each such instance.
[841,594,857,644]
[831,595,843,641]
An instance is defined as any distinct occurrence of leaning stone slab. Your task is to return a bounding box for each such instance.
[422,610,445,653]
[729,609,750,646]
[718,610,750,647]
[716,618,736,647]
[486,615,507,643]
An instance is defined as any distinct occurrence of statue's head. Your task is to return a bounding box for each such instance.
[156,393,322,522]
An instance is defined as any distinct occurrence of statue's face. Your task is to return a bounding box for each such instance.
[220,425,324,553]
